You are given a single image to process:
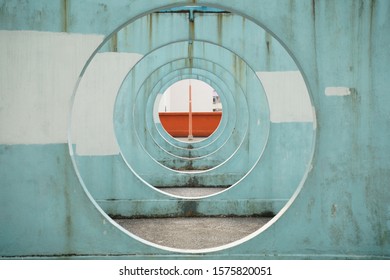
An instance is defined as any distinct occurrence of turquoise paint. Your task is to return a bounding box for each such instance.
[77,123,312,212]
[112,12,297,71]
[1,0,389,259]
[0,144,168,257]
[107,39,270,187]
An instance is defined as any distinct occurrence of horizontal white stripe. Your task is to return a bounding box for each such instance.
[72,52,143,156]
[256,71,313,123]
[0,31,104,144]
[325,87,352,96]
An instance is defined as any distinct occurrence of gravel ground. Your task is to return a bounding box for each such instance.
[115,217,272,250]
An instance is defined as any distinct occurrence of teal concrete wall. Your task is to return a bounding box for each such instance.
[1,0,389,259]
[77,123,312,217]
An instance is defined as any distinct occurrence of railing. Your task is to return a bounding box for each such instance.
[158,112,222,137]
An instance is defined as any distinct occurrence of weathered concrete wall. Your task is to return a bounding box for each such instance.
[0,0,389,259]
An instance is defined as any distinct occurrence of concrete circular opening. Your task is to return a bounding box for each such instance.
[68,3,316,252]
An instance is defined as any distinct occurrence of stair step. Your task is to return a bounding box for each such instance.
[157,187,228,197]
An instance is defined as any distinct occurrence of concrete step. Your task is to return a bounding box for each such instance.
[157,187,228,197]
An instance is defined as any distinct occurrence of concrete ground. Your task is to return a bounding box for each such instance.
[115,217,271,250]
[122,138,269,250]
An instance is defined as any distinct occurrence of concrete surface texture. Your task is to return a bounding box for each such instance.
[1,0,389,260]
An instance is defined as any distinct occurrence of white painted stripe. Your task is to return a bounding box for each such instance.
[72,52,143,156]
[256,71,313,123]
[0,31,104,144]
[325,87,352,96]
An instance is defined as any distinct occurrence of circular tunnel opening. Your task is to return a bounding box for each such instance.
[68,3,316,252]
[157,79,223,143]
